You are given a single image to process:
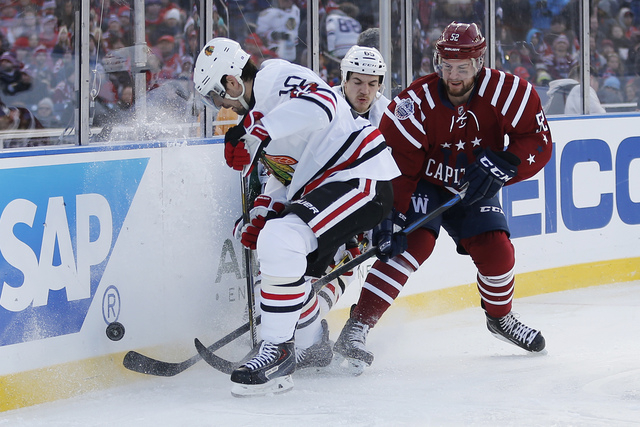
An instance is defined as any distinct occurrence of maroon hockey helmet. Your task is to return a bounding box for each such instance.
[433,22,487,74]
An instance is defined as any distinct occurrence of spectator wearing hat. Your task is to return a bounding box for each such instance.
[608,23,632,61]
[149,5,184,45]
[619,7,639,40]
[184,29,199,59]
[178,55,194,80]
[145,0,165,43]
[0,51,31,99]
[513,66,532,83]
[12,8,39,41]
[103,13,124,42]
[542,33,578,80]
[598,75,625,104]
[117,6,132,42]
[601,51,626,80]
[12,36,31,64]
[158,0,182,17]
[526,28,548,58]
[27,44,54,97]
[41,1,57,18]
[35,96,62,128]
[39,14,59,49]
[154,35,181,80]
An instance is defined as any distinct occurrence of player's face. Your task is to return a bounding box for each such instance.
[441,58,476,103]
[204,76,248,115]
[344,72,381,113]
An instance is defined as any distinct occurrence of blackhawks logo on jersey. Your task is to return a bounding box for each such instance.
[262,154,297,185]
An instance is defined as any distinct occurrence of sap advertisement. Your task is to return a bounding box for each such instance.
[0,115,638,409]
[0,144,251,379]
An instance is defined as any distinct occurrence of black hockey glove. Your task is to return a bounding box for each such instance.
[460,150,520,206]
[373,209,408,263]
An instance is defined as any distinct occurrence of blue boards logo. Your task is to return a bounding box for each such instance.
[0,158,149,346]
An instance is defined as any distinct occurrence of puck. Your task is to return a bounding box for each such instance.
[106,322,125,341]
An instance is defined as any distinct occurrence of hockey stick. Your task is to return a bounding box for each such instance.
[194,191,465,374]
[240,174,258,348]
[310,190,465,290]
[122,233,364,377]
[122,316,262,376]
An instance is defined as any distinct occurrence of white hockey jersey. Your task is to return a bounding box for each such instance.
[253,59,400,201]
[325,11,362,58]
[332,85,391,127]
[256,5,300,61]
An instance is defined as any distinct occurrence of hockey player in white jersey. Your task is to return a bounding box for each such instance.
[256,0,300,61]
[193,38,400,397]
[333,45,390,126]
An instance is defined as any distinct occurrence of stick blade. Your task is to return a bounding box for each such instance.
[194,338,240,375]
[122,350,198,377]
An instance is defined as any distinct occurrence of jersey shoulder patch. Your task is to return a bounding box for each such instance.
[394,98,415,120]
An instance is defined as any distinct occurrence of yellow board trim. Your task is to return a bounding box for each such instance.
[1,257,638,412]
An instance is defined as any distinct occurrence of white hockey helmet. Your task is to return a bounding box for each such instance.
[340,45,387,85]
[193,38,250,108]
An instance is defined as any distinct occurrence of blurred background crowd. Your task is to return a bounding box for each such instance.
[0,0,637,147]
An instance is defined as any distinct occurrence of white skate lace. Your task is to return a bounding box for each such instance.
[500,314,538,346]
[348,321,369,347]
[244,342,279,370]
[295,347,307,364]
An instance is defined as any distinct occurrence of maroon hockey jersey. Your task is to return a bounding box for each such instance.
[380,68,553,213]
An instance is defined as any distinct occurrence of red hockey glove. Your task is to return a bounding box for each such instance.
[224,140,251,171]
[236,194,286,250]
[223,111,271,174]
[460,150,520,206]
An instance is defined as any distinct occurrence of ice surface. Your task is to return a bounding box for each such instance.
[2,282,639,426]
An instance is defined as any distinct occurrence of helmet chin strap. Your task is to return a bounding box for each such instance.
[224,76,250,111]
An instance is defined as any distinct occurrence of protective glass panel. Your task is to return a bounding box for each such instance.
[0,0,76,148]
[88,0,203,143]
[499,1,583,115]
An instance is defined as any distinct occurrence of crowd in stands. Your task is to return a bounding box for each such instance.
[0,0,637,148]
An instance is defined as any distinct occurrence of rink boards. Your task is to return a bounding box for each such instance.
[0,115,639,410]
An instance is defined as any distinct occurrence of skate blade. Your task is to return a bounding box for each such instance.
[489,332,548,354]
[231,375,294,398]
[332,353,367,376]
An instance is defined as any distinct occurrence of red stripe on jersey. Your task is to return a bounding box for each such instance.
[313,90,337,109]
[299,296,319,319]
[304,128,381,194]
[310,179,372,233]
[261,291,306,301]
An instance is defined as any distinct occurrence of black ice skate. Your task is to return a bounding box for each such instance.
[230,339,295,397]
[334,310,374,374]
[486,312,546,352]
[296,319,334,370]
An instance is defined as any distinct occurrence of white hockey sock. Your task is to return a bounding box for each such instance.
[259,274,310,344]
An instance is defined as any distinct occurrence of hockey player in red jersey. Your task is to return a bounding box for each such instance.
[334,22,553,371]
[193,38,399,396]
